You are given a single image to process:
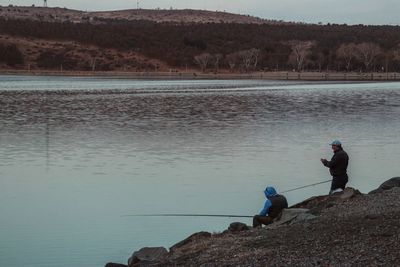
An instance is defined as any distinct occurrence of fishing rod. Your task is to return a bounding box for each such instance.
[121,214,253,218]
[121,179,332,218]
[280,179,331,193]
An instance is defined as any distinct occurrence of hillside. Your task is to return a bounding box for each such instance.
[0,6,283,25]
[0,34,168,72]
[1,6,400,74]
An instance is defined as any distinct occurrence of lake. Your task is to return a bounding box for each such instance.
[1,75,399,266]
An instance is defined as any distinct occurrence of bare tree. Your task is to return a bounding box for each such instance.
[238,50,253,71]
[212,53,223,73]
[336,43,357,71]
[194,53,212,72]
[226,52,238,72]
[355,42,382,71]
[225,49,260,72]
[391,45,400,71]
[382,50,394,72]
[394,49,400,61]
[314,52,326,72]
[236,48,261,72]
[249,48,261,69]
[288,41,313,72]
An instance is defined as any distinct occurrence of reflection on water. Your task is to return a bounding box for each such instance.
[1,76,400,267]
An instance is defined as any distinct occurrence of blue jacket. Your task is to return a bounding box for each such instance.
[259,187,288,217]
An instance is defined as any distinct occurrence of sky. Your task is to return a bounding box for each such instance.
[1,0,400,25]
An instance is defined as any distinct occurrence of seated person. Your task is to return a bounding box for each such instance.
[253,186,288,227]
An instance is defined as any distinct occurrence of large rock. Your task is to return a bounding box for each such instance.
[128,247,168,267]
[369,177,400,194]
[228,222,250,232]
[266,208,316,228]
[169,231,212,253]
[291,187,362,214]
[340,187,362,199]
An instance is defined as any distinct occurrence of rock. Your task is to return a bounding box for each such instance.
[170,231,212,253]
[369,177,400,194]
[290,187,362,214]
[266,208,316,228]
[228,222,249,232]
[291,195,339,214]
[105,263,127,267]
[291,195,324,208]
[128,247,168,267]
[340,187,362,199]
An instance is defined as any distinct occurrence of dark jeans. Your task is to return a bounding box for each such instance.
[330,174,349,191]
[252,215,274,228]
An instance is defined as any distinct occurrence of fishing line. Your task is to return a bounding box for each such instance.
[280,180,331,193]
[121,214,253,218]
[121,179,332,218]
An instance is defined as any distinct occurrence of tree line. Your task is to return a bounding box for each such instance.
[1,18,400,72]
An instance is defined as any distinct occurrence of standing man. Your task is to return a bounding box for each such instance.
[321,140,349,194]
[253,186,288,228]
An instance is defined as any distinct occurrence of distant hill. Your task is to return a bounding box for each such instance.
[1,5,400,74]
[0,6,288,25]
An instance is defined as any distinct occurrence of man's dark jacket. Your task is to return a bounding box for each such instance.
[323,148,349,176]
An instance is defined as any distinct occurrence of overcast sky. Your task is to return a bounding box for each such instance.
[1,0,399,25]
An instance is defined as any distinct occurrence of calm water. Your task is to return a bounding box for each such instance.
[1,75,400,266]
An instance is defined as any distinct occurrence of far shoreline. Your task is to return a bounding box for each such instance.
[1,70,400,81]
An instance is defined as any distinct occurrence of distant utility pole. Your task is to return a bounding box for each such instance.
[91,57,96,72]
[43,0,47,7]
[136,0,140,9]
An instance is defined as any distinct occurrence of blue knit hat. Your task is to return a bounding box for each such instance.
[330,140,342,146]
[264,186,277,197]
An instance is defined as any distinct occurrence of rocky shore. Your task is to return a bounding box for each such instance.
[106,177,400,267]
[2,70,400,81]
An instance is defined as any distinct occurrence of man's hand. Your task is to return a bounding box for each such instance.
[321,158,327,164]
